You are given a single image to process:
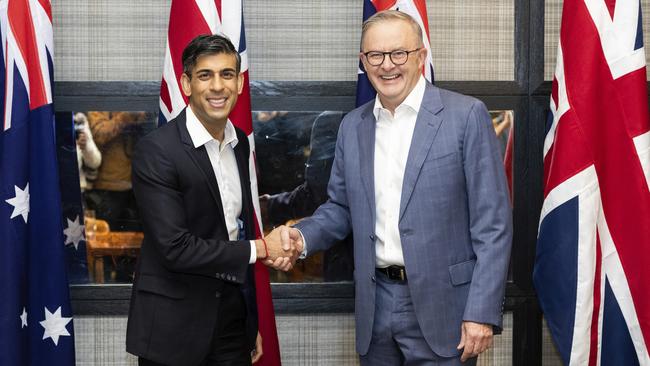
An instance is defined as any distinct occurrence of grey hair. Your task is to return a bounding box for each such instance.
[360,10,423,50]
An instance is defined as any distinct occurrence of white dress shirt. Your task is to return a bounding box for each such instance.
[298,77,427,264]
[373,76,426,267]
[185,106,257,264]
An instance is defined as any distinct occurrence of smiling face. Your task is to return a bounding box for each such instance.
[360,19,426,112]
[181,52,243,134]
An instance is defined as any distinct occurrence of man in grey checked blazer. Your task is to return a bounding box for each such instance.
[273,10,512,366]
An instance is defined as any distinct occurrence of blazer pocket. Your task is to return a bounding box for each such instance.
[425,149,457,162]
[448,259,476,286]
[422,151,460,171]
[137,274,188,299]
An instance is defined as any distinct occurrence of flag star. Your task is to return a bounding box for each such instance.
[39,307,72,346]
[5,183,29,223]
[20,307,27,328]
[63,215,84,249]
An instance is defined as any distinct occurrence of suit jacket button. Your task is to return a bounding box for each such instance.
[371,275,376,282]
[215,292,220,298]
[369,234,375,241]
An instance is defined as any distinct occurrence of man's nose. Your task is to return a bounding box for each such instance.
[380,54,396,70]
[209,77,224,91]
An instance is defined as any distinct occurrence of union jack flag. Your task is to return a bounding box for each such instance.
[0,0,75,365]
[356,0,434,106]
[533,1,650,365]
[158,1,281,365]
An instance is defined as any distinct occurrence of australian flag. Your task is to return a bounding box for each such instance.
[0,1,75,365]
[533,0,650,365]
[356,0,435,107]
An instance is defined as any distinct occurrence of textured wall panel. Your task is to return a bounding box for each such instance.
[53,0,514,82]
[243,2,360,82]
[427,1,514,81]
[53,0,168,82]
[542,318,563,366]
[73,313,513,365]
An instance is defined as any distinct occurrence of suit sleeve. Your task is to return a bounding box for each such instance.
[461,100,513,330]
[295,116,353,254]
[132,137,251,283]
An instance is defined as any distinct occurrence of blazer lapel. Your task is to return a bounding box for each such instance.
[399,84,444,221]
[177,110,228,230]
[233,133,254,239]
[357,104,377,225]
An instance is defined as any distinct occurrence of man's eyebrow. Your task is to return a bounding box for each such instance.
[195,67,236,74]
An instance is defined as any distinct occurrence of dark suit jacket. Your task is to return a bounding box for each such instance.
[126,110,258,366]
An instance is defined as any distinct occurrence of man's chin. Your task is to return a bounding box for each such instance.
[374,84,404,98]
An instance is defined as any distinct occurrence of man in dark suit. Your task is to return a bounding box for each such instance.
[126,34,293,366]
[273,10,512,366]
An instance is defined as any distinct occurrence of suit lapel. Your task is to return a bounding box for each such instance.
[357,104,377,224]
[399,84,444,221]
[177,110,228,230]
[233,133,254,239]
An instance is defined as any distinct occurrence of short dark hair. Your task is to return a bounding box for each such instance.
[182,34,241,77]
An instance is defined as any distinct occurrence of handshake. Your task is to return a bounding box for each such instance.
[254,226,303,272]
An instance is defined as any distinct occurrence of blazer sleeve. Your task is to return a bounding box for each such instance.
[132,136,251,283]
[461,100,513,330]
[295,116,353,254]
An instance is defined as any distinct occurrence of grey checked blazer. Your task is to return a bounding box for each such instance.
[296,82,512,357]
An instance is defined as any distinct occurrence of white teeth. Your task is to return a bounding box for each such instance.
[381,75,399,80]
[208,98,226,106]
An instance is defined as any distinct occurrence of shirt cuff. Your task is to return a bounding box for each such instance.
[249,240,257,264]
[296,229,308,259]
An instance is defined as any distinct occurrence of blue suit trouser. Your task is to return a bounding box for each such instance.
[359,270,477,366]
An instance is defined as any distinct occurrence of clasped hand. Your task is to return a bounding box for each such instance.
[256,226,303,271]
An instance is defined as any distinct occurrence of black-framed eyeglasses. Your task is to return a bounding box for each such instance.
[362,48,421,66]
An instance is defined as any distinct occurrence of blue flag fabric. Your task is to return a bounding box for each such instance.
[356,0,380,107]
[0,1,76,365]
[55,111,90,284]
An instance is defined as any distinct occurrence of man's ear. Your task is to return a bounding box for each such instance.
[181,73,192,97]
[359,52,368,69]
[417,47,427,69]
[237,72,244,95]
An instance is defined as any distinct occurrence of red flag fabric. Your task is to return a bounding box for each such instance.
[502,113,514,204]
[158,1,281,364]
[533,1,650,364]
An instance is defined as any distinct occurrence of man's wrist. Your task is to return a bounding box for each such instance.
[295,228,308,259]
[254,239,268,259]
